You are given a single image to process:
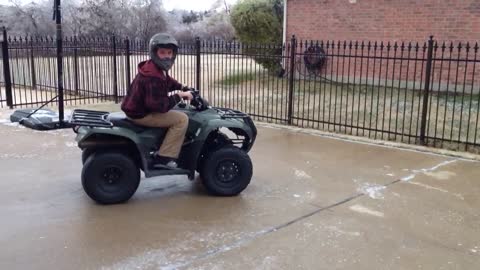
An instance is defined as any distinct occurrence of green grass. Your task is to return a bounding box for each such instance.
[434,91,480,104]
[2,54,479,153]
[202,75,480,154]
[218,72,257,85]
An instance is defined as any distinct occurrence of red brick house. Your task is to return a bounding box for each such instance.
[281,0,479,95]
[284,0,480,43]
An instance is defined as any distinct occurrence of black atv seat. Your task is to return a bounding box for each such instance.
[107,112,169,136]
[107,112,149,133]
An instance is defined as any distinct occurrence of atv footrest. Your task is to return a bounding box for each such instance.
[145,168,191,178]
[70,109,113,128]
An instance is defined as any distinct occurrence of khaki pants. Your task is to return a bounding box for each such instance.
[130,111,188,158]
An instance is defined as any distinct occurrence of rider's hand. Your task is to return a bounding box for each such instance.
[181,85,193,92]
[178,91,193,101]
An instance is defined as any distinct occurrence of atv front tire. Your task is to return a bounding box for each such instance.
[82,148,95,164]
[201,146,252,196]
[81,151,140,204]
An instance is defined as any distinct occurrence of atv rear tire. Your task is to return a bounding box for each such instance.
[81,151,140,204]
[201,146,252,196]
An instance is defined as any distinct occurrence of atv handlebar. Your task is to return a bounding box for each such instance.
[178,88,210,111]
[190,89,210,111]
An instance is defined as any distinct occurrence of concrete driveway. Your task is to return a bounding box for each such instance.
[0,106,479,270]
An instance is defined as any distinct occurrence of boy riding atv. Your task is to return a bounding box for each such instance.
[121,33,192,169]
[70,33,257,204]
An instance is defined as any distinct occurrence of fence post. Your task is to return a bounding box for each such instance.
[287,35,297,125]
[73,36,79,95]
[420,36,434,145]
[112,35,118,103]
[125,37,131,89]
[195,37,201,90]
[29,37,37,90]
[1,27,13,109]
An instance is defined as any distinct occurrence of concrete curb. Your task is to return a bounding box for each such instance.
[2,104,479,162]
[256,121,480,162]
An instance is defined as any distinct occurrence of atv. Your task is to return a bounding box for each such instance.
[70,89,257,204]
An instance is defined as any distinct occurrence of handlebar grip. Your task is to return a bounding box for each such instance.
[182,86,195,92]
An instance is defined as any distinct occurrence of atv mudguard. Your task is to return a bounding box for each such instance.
[75,126,151,169]
[75,126,141,147]
[197,117,257,151]
[181,116,256,171]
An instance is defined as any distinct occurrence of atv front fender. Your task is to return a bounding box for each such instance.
[198,117,257,152]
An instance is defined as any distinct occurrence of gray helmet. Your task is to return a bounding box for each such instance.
[149,33,179,71]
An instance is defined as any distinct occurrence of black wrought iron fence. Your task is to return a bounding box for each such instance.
[1,27,479,153]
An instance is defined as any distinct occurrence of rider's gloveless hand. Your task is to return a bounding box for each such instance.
[179,91,193,101]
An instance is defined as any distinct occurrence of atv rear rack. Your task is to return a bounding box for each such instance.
[70,109,113,128]
[215,108,250,119]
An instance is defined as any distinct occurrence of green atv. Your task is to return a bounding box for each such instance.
[70,89,257,204]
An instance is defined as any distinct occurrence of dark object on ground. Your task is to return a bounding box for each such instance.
[10,108,70,130]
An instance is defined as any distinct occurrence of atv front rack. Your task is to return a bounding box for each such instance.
[215,108,250,119]
[70,109,113,128]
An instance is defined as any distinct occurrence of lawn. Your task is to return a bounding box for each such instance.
[1,54,479,153]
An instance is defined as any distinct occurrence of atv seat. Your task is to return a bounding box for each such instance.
[106,112,169,135]
[106,112,147,133]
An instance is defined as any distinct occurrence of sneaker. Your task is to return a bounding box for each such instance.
[151,154,178,169]
[164,160,178,169]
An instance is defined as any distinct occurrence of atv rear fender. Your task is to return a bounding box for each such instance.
[75,127,146,169]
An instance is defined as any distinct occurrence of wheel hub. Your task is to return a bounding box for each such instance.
[217,160,240,183]
[102,167,122,185]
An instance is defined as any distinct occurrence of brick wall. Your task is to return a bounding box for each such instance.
[286,0,480,43]
[288,40,479,91]
[286,0,480,92]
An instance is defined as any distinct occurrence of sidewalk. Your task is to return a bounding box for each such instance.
[0,105,479,270]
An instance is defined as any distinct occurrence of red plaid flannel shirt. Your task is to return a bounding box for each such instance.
[121,60,183,119]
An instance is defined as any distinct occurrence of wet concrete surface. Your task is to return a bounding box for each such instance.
[0,107,479,269]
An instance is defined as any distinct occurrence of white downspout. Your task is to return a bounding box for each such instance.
[283,0,287,45]
[282,0,288,69]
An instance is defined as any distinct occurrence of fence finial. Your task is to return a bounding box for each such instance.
[2,26,6,40]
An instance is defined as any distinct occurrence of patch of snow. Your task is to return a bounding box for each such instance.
[401,174,415,181]
[401,160,457,182]
[65,142,77,148]
[408,181,465,200]
[349,204,384,217]
[357,183,386,199]
[1,121,21,127]
[408,181,449,193]
[325,225,361,237]
[260,256,278,268]
[0,153,38,159]
[423,171,456,180]
[392,192,401,197]
[294,168,312,180]
[41,142,56,148]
